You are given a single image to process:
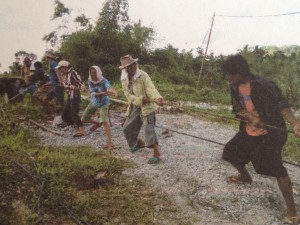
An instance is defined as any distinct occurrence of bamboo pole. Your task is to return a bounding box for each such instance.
[196,13,215,88]
[110,98,128,105]
[29,119,64,136]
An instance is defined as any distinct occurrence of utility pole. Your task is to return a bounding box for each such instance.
[196,13,215,88]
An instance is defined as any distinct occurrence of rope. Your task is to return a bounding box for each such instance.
[109,99,300,168]
[155,124,300,168]
[187,107,294,133]
[156,124,224,146]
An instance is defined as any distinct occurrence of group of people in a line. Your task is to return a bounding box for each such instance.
[19,53,164,163]
[18,52,300,224]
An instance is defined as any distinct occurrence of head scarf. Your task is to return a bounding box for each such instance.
[89,66,104,84]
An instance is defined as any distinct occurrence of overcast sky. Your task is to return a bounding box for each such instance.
[1,0,300,73]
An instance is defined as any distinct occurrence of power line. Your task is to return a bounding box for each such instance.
[216,11,300,18]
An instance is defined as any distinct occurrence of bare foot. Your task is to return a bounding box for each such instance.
[103,143,113,150]
[227,175,252,184]
[283,216,299,225]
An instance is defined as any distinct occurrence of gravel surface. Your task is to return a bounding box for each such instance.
[30,110,300,225]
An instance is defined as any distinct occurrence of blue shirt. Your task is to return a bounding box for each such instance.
[49,60,59,86]
[89,78,111,108]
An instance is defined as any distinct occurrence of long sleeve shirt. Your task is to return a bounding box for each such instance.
[49,60,59,87]
[62,68,84,99]
[121,69,162,116]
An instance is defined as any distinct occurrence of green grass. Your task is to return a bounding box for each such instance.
[1,84,300,224]
[154,81,230,104]
[0,98,197,225]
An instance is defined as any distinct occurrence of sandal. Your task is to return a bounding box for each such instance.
[226,175,252,184]
[73,131,85,137]
[283,216,299,224]
[130,140,145,153]
[148,157,160,164]
[57,122,69,128]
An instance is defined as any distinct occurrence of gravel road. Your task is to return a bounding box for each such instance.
[32,110,300,225]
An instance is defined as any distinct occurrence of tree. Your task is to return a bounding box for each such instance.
[43,0,71,47]
[14,51,37,64]
[127,20,155,55]
[52,0,70,20]
[8,51,37,76]
[74,14,92,30]
[60,0,156,82]
[96,0,129,31]
[9,62,21,76]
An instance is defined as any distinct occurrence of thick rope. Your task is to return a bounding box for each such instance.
[155,124,300,168]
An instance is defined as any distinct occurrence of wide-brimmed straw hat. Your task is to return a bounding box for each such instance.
[119,55,139,69]
[45,51,56,59]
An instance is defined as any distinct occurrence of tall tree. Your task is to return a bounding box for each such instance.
[60,0,156,81]
[8,51,36,76]
[96,0,129,31]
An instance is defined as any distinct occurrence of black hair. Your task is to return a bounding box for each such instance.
[34,61,43,68]
[222,54,251,77]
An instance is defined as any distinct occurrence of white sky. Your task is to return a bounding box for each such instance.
[1,0,300,73]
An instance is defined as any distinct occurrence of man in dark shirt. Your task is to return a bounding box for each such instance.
[222,54,300,224]
[18,61,49,99]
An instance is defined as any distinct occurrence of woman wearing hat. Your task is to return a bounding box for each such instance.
[119,55,164,164]
[56,60,86,137]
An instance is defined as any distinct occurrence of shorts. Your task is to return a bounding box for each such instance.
[222,131,288,178]
[81,103,109,123]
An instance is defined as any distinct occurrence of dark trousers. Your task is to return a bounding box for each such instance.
[61,95,82,127]
[47,86,65,113]
[222,130,288,177]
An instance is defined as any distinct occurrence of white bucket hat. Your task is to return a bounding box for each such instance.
[55,60,70,69]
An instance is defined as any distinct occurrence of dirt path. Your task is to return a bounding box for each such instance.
[34,111,300,225]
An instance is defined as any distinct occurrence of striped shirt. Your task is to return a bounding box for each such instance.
[62,68,84,98]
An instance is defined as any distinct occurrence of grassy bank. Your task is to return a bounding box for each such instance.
[0,100,193,225]
[1,83,299,224]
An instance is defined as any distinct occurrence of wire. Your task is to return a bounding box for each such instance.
[216,11,300,18]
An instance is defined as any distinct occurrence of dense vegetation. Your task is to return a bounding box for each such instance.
[1,1,300,224]
[4,0,300,108]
